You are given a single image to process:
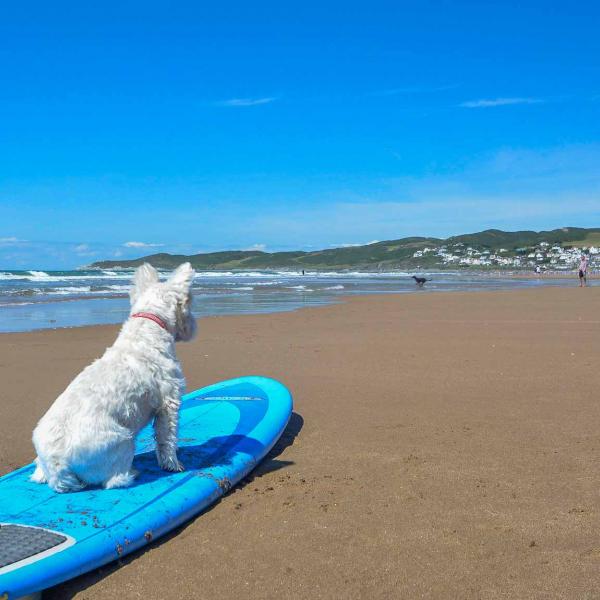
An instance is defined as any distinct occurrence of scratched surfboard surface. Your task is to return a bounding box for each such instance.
[0,376,292,598]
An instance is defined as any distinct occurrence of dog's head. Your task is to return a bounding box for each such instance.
[129,262,197,342]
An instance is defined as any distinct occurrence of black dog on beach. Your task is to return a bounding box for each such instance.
[411,275,429,288]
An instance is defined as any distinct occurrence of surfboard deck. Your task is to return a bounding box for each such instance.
[0,376,293,598]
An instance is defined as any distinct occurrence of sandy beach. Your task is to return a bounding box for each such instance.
[1,287,599,599]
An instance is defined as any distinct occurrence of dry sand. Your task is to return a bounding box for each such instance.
[1,287,599,599]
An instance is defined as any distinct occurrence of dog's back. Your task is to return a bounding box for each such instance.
[31,262,197,493]
[32,339,166,491]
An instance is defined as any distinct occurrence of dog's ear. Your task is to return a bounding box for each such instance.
[168,262,195,294]
[130,263,160,305]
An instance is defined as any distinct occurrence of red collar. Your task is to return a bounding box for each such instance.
[131,312,170,332]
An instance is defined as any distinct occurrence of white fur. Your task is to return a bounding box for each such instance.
[31,263,197,493]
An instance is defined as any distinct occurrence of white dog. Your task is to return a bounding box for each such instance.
[31,262,197,493]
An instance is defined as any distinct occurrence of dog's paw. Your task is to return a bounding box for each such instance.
[105,471,136,489]
[30,466,47,484]
[30,458,48,484]
[158,454,184,472]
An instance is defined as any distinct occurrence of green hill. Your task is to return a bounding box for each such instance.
[447,227,600,249]
[90,227,600,271]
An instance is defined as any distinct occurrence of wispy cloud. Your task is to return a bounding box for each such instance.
[234,144,600,243]
[337,240,380,247]
[123,241,164,248]
[72,243,98,257]
[370,84,458,97]
[244,243,267,252]
[216,97,277,107]
[460,97,542,108]
[0,236,21,244]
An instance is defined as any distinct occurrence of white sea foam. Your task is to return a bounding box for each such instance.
[46,286,93,295]
[193,270,306,279]
[2,269,417,285]
[28,270,53,280]
[285,285,314,291]
[24,285,130,297]
[7,271,133,283]
[324,285,345,290]
[325,271,411,278]
[194,271,234,278]
[0,301,36,306]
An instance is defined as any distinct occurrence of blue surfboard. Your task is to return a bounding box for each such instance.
[0,376,293,598]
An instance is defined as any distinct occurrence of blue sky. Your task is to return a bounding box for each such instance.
[1,1,599,268]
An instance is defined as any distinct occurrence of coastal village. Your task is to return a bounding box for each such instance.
[413,241,599,270]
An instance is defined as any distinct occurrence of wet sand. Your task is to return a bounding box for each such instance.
[1,287,599,599]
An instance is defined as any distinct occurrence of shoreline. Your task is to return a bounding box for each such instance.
[1,267,592,275]
[0,274,592,335]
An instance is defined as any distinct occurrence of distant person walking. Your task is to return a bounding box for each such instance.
[578,253,589,287]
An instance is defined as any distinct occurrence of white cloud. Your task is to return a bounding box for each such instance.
[370,84,458,97]
[72,243,98,257]
[460,97,542,108]
[0,236,22,244]
[123,241,164,248]
[217,97,277,107]
[237,144,600,242]
[244,243,267,252]
[337,240,380,248]
[254,196,599,244]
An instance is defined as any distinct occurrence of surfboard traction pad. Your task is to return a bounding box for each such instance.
[0,524,67,569]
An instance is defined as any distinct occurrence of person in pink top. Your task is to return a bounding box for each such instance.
[578,253,589,287]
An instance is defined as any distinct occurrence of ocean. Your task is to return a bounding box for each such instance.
[0,268,577,333]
